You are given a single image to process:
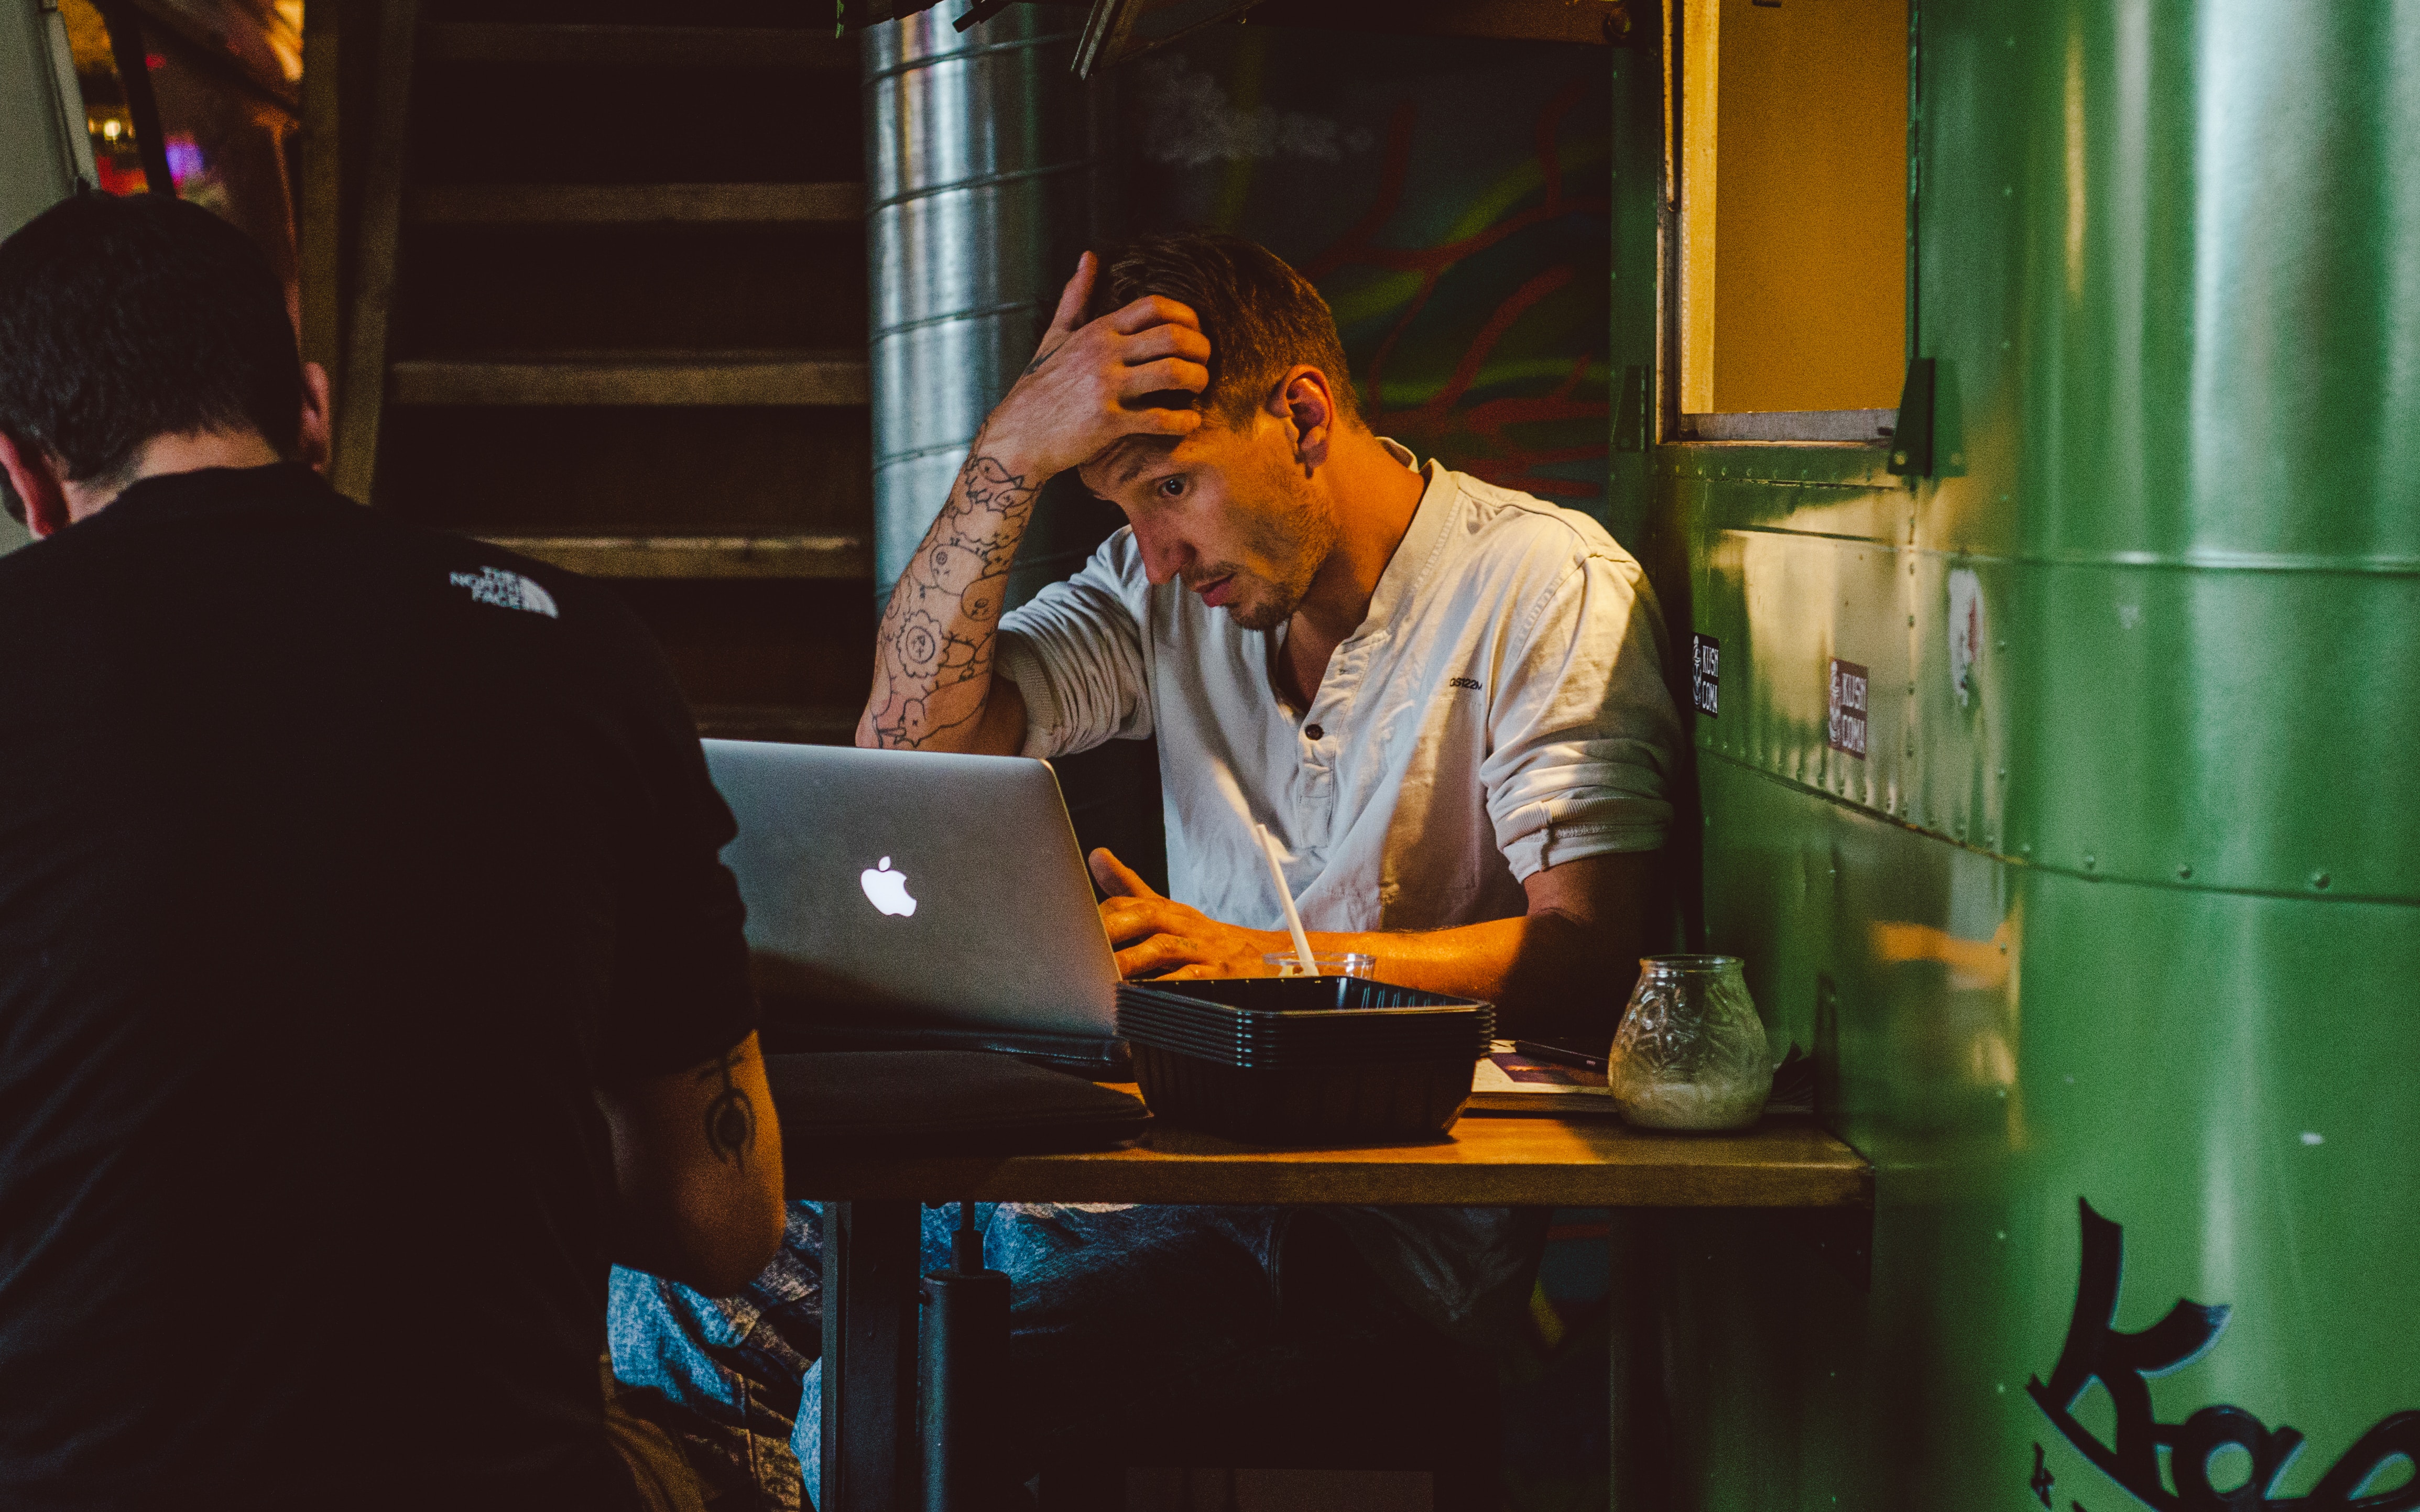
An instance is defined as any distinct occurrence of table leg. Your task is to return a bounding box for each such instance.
[1608,1208,1676,1512]
[822,1200,921,1512]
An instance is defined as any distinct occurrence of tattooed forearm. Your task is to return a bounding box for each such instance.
[698,1049,756,1169]
[861,449,1042,749]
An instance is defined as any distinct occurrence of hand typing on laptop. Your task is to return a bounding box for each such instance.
[1089,842,1654,1024]
[1087,847,1282,981]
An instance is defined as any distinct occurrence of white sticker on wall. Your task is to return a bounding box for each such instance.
[1948,568,1984,708]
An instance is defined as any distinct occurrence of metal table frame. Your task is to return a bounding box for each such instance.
[798,1110,1872,1511]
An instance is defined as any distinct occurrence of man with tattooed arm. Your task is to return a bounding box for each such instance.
[614,231,1681,1502]
[861,235,1677,1011]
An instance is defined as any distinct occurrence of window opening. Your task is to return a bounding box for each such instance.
[58,0,160,194]
[1676,0,1908,443]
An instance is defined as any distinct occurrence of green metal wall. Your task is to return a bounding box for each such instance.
[1625,3,2420,1506]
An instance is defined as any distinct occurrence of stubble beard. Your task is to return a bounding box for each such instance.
[1225,591,1293,633]
[1219,470,1336,632]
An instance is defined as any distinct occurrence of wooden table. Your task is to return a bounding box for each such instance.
[795,1097,1870,1512]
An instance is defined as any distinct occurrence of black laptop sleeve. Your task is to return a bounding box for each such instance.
[764,1051,1151,1156]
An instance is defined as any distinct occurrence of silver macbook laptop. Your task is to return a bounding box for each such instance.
[702,740,1121,1036]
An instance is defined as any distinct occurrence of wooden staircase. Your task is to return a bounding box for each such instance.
[312,0,874,744]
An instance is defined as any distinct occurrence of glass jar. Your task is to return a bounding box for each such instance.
[1607,955,1774,1130]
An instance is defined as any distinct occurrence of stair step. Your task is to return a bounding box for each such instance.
[694,704,863,745]
[475,533,870,579]
[421,23,855,70]
[410,182,863,225]
[390,352,869,407]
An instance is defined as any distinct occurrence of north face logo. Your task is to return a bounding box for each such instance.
[451,567,558,619]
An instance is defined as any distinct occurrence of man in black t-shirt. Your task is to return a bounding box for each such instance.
[0,195,783,1509]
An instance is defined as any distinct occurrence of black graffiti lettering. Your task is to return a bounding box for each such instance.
[2030,1198,2232,1500]
[2169,1406,2306,1510]
[2030,1200,2419,1512]
[2305,1413,2420,1512]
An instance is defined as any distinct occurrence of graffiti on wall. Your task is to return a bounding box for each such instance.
[2030,1200,2420,1512]
[1129,31,1614,518]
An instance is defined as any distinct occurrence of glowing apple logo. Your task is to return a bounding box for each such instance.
[859,856,917,918]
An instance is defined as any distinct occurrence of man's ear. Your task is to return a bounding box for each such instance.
[0,432,72,539]
[297,361,333,475]
[1269,365,1338,473]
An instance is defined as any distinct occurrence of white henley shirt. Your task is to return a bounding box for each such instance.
[995,440,1682,934]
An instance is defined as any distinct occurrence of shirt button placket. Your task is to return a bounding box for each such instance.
[1300,716,1337,846]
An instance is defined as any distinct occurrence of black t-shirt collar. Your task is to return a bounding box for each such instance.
[91,461,332,527]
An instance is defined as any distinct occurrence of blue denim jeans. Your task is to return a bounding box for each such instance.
[608,1204,828,1509]
[609,1202,1533,1508]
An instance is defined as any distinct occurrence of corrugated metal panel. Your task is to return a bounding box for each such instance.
[1651,2,2420,1507]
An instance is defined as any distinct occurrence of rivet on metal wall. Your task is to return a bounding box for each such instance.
[2176,864,2194,880]
[2311,871,2332,890]
[2084,854,2098,870]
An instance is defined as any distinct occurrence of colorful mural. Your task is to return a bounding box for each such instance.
[1126,28,1616,519]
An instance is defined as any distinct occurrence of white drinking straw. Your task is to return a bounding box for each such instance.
[1255,822,1318,975]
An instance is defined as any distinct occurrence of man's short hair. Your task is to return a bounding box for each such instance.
[1092,232,1360,428]
[0,193,302,487]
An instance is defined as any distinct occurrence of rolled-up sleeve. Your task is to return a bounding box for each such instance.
[1481,554,1681,880]
[994,530,1155,760]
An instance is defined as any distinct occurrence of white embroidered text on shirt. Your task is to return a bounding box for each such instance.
[450,567,559,619]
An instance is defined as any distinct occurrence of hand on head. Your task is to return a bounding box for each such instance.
[984,253,1213,481]
[1089,847,1280,982]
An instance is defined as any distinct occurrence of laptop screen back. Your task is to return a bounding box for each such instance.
[702,741,1121,1037]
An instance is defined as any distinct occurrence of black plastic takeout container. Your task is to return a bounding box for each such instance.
[1115,977,1494,1144]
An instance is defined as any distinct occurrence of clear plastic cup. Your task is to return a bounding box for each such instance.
[1262,951,1376,978]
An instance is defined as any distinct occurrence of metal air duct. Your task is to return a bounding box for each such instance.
[864,6,1095,607]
